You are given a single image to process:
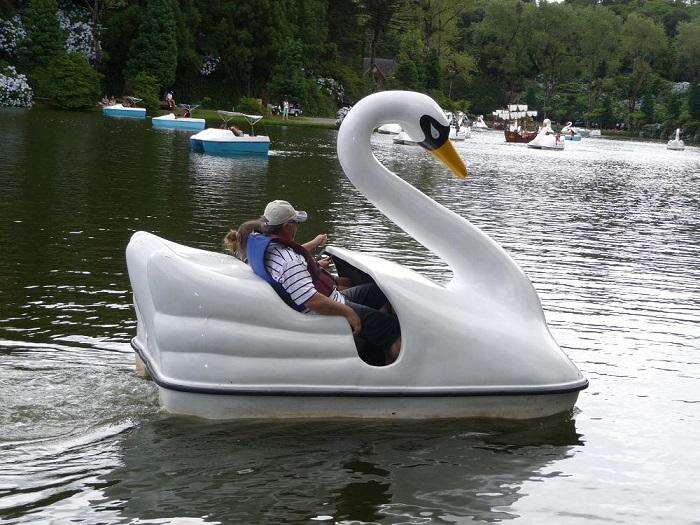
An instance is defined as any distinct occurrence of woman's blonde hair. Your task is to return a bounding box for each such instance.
[223,219,264,261]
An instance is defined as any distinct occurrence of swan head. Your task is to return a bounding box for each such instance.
[339,91,467,178]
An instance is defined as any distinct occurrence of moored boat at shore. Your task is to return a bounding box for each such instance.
[152,104,205,131]
[102,98,146,119]
[153,113,206,131]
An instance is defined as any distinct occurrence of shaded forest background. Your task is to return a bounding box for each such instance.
[1,0,698,139]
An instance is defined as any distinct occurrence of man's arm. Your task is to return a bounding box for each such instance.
[305,292,361,335]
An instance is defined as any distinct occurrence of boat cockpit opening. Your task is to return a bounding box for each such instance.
[326,252,401,367]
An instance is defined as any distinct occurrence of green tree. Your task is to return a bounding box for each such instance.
[19,0,64,70]
[394,29,427,91]
[125,72,159,110]
[268,38,308,102]
[34,53,102,110]
[362,0,402,75]
[575,6,622,118]
[124,0,177,90]
[523,2,579,118]
[688,83,700,120]
[676,20,700,82]
[640,92,655,123]
[471,0,530,104]
[619,13,667,125]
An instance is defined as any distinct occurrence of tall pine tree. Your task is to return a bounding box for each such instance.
[19,0,65,70]
[124,0,178,90]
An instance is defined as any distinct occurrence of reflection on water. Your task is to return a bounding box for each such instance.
[98,416,579,524]
[0,109,699,523]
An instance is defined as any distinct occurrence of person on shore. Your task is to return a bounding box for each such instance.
[282,99,289,120]
[246,200,401,365]
[165,91,175,110]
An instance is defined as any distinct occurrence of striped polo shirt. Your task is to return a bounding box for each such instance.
[264,242,345,311]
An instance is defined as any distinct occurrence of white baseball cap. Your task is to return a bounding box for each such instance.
[262,200,308,226]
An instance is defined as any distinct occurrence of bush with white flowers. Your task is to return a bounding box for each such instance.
[200,55,219,76]
[0,65,33,107]
[0,16,26,56]
[57,8,96,61]
[316,77,345,102]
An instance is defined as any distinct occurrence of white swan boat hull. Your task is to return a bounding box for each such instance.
[126,231,587,420]
[152,377,582,420]
[667,141,685,151]
[527,131,565,150]
[152,113,206,131]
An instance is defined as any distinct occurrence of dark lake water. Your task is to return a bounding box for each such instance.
[1,108,699,524]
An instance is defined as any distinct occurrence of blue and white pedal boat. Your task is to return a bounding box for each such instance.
[102,103,146,119]
[152,113,206,131]
[190,129,270,155]
[190,111,269,156]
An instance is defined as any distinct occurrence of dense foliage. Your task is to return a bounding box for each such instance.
[0,0,697,140]
[33,52,101,109]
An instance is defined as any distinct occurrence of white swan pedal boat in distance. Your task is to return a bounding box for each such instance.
[126,90,588,420]
[377,123,402,134]
[449,126,470,141]
[528,120,565,150]
[667,128,685,151]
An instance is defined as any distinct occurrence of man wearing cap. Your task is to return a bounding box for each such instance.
[246,200,401,365]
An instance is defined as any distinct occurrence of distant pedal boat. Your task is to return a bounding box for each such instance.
[102,103,146,119]
[152,106,205,131]
[189,128,270,156]
[190,110,270,156]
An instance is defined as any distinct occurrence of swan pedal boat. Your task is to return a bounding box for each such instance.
[102,104,146,119]
[127,91,587,420]
[667,128,685,151]
[393,131,419,145]
[377,123,402,134]
[152,113,206,131]
[449,127,470,141]
[527,125,565,150]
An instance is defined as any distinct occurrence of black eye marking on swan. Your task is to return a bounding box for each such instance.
[418,115,450,151]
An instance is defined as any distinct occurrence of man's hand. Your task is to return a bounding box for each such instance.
[302,233,328,253]
[312,233,327,248]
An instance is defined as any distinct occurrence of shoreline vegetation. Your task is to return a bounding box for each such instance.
[1,0,698,144]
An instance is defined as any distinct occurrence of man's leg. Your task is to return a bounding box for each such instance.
[341,283,388,310]
[345,300,400,365]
